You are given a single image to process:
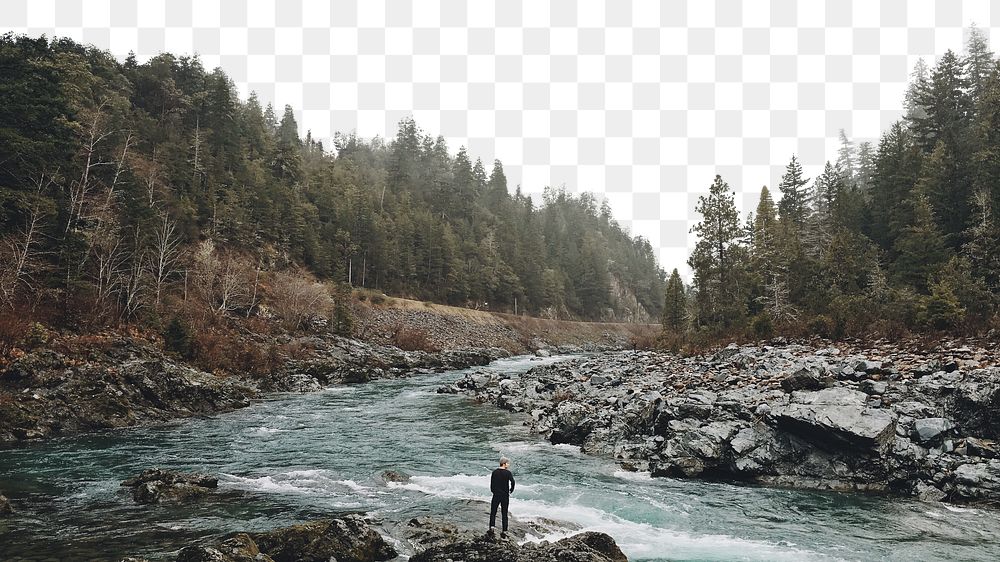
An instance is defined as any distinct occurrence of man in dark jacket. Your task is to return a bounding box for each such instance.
[488,457,515,537]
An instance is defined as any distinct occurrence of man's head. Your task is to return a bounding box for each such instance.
[499,457,510,469]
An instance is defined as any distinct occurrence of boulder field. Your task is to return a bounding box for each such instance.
[455,338,1000,503]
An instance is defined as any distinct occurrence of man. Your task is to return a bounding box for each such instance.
[488,457,515,537]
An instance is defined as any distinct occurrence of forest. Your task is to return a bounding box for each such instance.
[668,27,1000,341]
[0,33,666,346]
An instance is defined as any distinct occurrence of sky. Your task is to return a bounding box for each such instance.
[1,0,998,276]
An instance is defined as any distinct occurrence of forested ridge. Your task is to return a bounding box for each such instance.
[0,33,666,339]
[666,27,1000,342]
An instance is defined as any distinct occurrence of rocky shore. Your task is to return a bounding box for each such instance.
[0,334,509,445]
[456,337,1000,504]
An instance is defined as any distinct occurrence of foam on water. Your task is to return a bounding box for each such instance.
[395,473,834,562]
[222,469,377,496]
[613,470,653,481]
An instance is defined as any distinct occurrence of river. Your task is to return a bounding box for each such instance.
[2,354,999,561]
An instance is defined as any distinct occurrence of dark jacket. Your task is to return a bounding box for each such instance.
[490,468,515,496]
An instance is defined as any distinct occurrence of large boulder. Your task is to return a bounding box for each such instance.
[0,492,12,515]
[121,469,218,504]
[774,388,896,452]
[912,417,954,443]
[950,460,1000,501]
[409,530,627,562]
[780,366,832,392]
[249,515,397,562]
[177,534,273,562]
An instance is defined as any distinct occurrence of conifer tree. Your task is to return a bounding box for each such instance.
[777,155,811,231]
[661,268,686,331]
[688,175,747,328]
[892,193,951,291]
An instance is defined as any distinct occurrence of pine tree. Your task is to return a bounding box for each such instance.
[869,123,923,249]
[911,50,971,152]
[965,24,994,106]
[688,175,747,328]
[903,58,930,125]
[777,155,811,231]
[836,130,855,185]
[892,193,951,291]
[661,268,686,331]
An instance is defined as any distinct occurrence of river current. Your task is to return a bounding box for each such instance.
[2,354,1000,561]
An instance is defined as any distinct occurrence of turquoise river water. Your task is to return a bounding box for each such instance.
[2,355,1000,561]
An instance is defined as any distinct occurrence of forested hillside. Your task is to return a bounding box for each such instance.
[668,27,1000,340]
[0,34,665,333]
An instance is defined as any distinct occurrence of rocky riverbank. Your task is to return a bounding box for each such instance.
[455,337,1000,504]
[0,333,509,445]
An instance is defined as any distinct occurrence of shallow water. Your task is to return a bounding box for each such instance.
[2,354,1000,561]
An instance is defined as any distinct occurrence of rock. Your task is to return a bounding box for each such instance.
[952,460,1000,500]
[912,418,954,443]
[854,360,883,373]
[379,470,410,483]
[780,367,831,392]
[589,374,610,386]
[121,469,218,504]
[966,437,998,458]
[914,481,947,502]
[860,380,888,395]
[773,388,897,451]
[0,492,12,515]
[409,529,627,562]
[249,515,397,562]
[177,534,273,562]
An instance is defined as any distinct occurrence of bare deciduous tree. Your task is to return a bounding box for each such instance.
[147,213,181,309]
[269,270,333,330]
[190,239,257,315]
[0,172,56,308]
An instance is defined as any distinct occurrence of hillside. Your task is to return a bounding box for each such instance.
[0,33,665,341]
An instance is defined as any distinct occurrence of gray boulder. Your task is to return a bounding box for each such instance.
[951,460,1000,501]
[780,367,832,392]
[912,418,954,443]
[121,469,218,504]
[775,388,896,451]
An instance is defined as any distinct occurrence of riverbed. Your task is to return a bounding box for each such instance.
[2,355,999,561]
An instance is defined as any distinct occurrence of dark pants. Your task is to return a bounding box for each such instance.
[489,493,509,531]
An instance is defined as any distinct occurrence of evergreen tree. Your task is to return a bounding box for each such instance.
[688,175,747,328]
[965,24,994,106]
[661,268,686,331]
[777,155,811,231]
[892,193,951,291]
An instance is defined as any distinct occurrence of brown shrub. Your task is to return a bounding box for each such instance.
[191,328,282,377]
[391,323,439,352]
[267,270,333,331]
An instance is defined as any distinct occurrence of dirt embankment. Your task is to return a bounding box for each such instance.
[351,296,658,352]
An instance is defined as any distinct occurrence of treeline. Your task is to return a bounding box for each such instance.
[664,27,1000,341]
[0,34,665,339]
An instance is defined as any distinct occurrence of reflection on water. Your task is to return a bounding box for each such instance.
[2,354,1000,561]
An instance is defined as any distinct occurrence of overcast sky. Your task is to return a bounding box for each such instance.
[2,0,996,275]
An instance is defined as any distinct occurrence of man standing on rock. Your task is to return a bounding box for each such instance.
[489,457,515,537]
